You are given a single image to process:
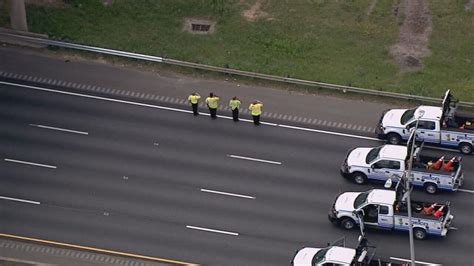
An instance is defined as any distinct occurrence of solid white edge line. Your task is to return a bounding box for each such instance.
[186,225,239,236]
[227,155,282,165]
[29,124,89,135]
[389,257,441,265]
[278,124,379,141]
[458,189,474,194]
[200,188,255,199]
[4,158,57,169]
[0,196,41,205]
[0,81,468,151]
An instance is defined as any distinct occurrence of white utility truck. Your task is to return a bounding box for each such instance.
[375,90,474,154]
[291,236,404,266]
[328,189,454,240]
[340,140,464,194]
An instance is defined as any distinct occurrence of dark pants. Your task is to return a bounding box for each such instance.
[252,115,260,125]
[232,108,239,121]
[192,103,198,116]
[209,108,217,119]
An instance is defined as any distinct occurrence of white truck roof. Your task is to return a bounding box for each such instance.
[367,189,396,205]
[417,106,443,120]
[325,246,356,264]
[379,145,407,160]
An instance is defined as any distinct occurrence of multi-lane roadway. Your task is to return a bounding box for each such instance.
[0,80,473,266]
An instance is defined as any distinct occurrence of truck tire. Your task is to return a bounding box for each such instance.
[424,183,438,194]
[340,218,356,230]
[459,143,472,155]
[414,228,427,240]
[387,133,402,145]
[352,172,367,185]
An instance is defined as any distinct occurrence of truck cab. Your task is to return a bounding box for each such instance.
[292,246,356,266]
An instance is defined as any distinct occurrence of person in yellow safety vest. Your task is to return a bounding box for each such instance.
[188,92,201,116]
[205,93,220,119]
[229,96,241,122]
[249,100,263,125]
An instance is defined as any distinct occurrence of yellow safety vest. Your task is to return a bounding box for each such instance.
[206,97,219,109]
[249,103,263,116]
[188,95,201,104]
[229,99,241,110]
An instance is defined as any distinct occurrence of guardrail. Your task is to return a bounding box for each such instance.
[1,31,473,108]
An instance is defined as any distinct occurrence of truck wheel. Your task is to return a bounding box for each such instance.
[459,143,472,155]
[340,218,356,230]
[424,183,438,194]
[414,228,427,240]
[387,133,402,145]
[352,172,367,185]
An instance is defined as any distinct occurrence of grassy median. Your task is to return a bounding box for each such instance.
[3,0,473,101]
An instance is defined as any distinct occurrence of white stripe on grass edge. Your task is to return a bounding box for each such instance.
[186,225,239,236]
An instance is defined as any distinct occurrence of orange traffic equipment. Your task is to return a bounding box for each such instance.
[430,156,444,170]
[434,205,445,218]
[442,157,456,172]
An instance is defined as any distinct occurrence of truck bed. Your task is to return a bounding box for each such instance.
[412,154,460,173]
[394,201,449,220]
[444,113,474,132]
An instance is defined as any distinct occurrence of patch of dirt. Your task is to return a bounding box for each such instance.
[366,0,378,16]
[390,0,433,71]
[466,0,474,10]
[242,0,269,22]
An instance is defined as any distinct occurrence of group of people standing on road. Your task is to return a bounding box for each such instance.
[187,92,263,125]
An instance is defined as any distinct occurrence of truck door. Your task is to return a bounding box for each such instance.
[411,120,440,143]
[378,205,393,229]
[371,160,401,181]
[362,204,379,225]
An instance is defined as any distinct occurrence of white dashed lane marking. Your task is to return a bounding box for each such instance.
[0,196,41,205]
[458,189,474,194]
[4,158,57,169]
[29,124,89,135]
[200,188,256,199]
[186,225,239,236]
[227,155,282,165]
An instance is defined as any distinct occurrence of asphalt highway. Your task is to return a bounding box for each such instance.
[0,81,473,266]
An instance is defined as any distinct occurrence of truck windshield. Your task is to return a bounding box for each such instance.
[312,248,329,265]
[366,146,382,164]
[401,108,416,125]
[354,192,369,209]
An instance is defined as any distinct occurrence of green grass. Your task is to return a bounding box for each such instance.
[2,0,473,100]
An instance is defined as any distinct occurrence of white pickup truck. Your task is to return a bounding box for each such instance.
[328,189,454,240]
[375,90,474,154]
[340,142,464,194]
[291,236,403,266]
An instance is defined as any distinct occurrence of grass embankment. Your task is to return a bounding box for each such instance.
[3,0,473,101]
